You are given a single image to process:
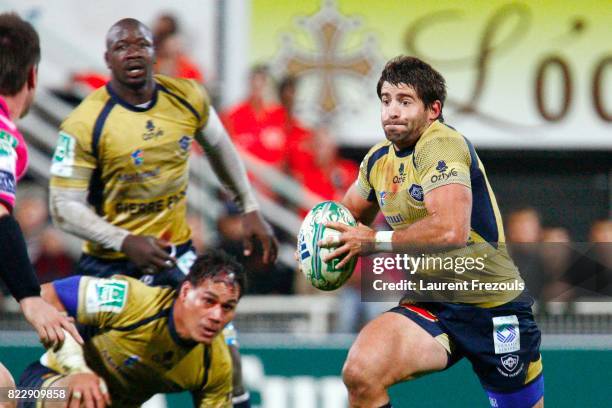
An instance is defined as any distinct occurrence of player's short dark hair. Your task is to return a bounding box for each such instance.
[376,56,446,120]
[184,249,247,297]
[0,12,40,96]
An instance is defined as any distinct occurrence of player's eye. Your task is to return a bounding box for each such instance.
[401,99,411,106]
[222,304,235,312]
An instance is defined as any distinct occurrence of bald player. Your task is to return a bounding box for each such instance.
[320,56,544,408]
[18,249,244,408]
[49,19,275,407]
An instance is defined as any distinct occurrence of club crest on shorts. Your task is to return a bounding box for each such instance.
[492,315,520,354]
[500,354,520,372]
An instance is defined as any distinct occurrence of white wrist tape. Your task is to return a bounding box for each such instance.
[374,231,394,252]
[53,329,91,374]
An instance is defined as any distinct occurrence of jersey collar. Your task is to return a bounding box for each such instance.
[105,82,159,112]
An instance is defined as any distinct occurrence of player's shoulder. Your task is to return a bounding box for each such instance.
[415,120,469,154]
[61,86,112,135]
[363,139,392,163]
[155,75,208,104]
[86,275,172,308]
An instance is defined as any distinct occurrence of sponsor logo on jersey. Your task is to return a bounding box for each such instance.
[492,315,521,354]
[0,130,18,156]
[0,170,16,195]
[131,149,144,166]
[430,167,458,183]
[142,120,164,141]
[114,189,187,215]
[393,162,406,184]
[384,213,405,224]
[379,191,387,206]
[86,279,128,313]
[117,167,160,183]
[436,160,448,173]
[179,135,191,152]
[50,132,76,177]
[408,184,424,201]
[123,355,140,368]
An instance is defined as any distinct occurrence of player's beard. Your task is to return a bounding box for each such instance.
[384,116,429,149]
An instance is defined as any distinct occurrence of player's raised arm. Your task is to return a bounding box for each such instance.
[196,106,278,264]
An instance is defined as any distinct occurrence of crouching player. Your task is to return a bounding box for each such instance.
[17,250,245,407]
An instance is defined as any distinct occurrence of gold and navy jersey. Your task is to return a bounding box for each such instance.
[45,275,232,407]
[50,75,210,259]
[357,120,522,305]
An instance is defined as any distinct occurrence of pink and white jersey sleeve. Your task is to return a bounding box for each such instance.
[0,97,29,212]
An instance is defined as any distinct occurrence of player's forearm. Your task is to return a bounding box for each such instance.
[49,187,130,251]
[392,213,469,250]
[196,109,259,213]
[0,214,41,301]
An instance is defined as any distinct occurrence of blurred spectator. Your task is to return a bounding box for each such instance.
[186,212,208,253]
[291,127,358,202]
[14,185,48,262]
[154,34,203,82]
[573,219,612,297]
[222,65,287,169]
[33,227,75,283]
[506,208,542,243]
[152,12,179,43]
[506,208,544,297]
[538,227,575,302]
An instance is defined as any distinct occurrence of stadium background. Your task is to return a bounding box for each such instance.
[0,0,610,407]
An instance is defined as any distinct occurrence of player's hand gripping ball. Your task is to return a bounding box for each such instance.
[297,201,358,291]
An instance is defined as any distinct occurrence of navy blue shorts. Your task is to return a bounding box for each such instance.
[16,361,63,408]
[77,241,195,289]
[389,293,544,407]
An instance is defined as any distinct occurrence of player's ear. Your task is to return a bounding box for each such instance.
[104,51,111,69]
[178,281,192,301]
[428,100,442,121]
[27,65,38,91]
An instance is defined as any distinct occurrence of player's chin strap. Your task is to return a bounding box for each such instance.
[232,391,251,408]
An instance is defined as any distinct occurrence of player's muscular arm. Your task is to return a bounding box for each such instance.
[393,183,471,248]
[341,183,379,226]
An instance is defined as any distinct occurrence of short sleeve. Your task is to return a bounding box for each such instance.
[50,119,97,189]
[415,136,472,195]
[355,144,386,202]
[188,80,210,131]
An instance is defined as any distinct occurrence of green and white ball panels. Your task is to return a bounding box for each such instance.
[297,201,358,291]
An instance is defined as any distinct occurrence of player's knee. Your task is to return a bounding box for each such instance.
[342,356,382,398]
[532,397,544,408]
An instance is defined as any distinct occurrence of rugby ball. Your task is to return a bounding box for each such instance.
[297,201,358,291]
